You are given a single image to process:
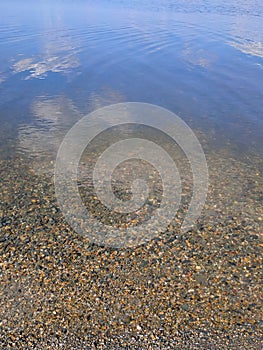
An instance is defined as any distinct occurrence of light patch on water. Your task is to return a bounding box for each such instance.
[0,72,6,84]
[13,53,80,80]
[18,97,80,174]
[231,40,263,58]
[17,88,125,175]
[12,20,81,80]
[229,15,263,58]
[182,47,215,68]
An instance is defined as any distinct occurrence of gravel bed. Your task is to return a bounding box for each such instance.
[0,149,262,349]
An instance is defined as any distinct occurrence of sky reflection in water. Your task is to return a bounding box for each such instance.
[0,0,263,173]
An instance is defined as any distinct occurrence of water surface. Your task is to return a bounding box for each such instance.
[1,0,263,165]
[0,1,263,347]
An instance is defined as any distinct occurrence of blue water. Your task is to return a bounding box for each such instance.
[0,0,263,163]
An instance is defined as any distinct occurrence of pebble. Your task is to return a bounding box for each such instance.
[0,148,262,349]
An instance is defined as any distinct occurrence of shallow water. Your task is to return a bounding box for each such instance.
[1,0,263,164]
[0,1,263,347]
[0,0,263,240]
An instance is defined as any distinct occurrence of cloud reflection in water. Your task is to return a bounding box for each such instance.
[18,88,125,175]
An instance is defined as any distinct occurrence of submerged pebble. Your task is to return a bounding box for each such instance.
[0,150,262,349]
